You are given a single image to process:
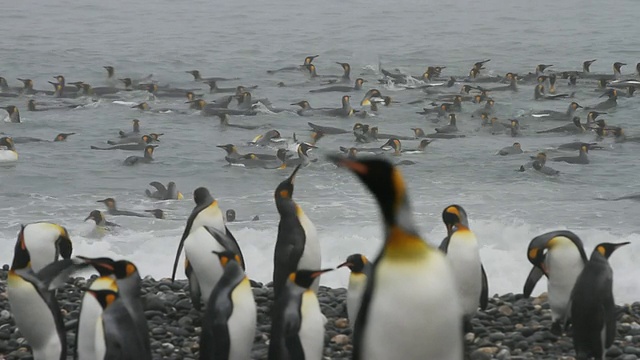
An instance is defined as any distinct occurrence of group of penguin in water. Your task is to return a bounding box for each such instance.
[5,158,630,360]
[2,56,640,360]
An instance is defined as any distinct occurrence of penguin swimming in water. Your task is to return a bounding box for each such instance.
[171,187,245,310]
[273,165,321,299]
[531,101,582,121]
[498,142,523,156]
[523,230,588,334]
[3,105,21,123]
[337,254,372,327]
[7,226,75,360]
[0,137,18,163]
[438,205,488,333]
[123,145,156,165]
[570,242,629,360]
[268,269,333,360]
[551,145,590,164]
[97,198,147,218]
[329,156,463,360]
[77,257,151,358]
[12,133,76,144]
[91,135,155,151]
[84,210,120,237]
[145,181,184,200]
[200,249,256,360]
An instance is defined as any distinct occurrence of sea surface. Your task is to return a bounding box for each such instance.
[2,0,640,302]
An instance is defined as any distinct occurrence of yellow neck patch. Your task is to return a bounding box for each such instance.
[384,226,428,260]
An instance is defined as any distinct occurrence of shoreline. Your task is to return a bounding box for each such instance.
[1,267,640,360]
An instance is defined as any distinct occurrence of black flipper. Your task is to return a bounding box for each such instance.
[480,264,489,310]
[523,266,545,298]
[438,236,450,254]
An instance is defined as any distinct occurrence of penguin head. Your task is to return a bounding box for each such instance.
[473,94,483,104]
[119,78,132,87]
[594,242,630,259]
[337,254,369,273]
[289,269,333,289]
[149,133,163,142]
[411,128,426,137]
[511,119,519,127]
[132,102,149,110]
[54,75,66,84]
[487,99,495,106]
[141,135,152,144]
[461,85,473,93]
[337,62,351,72]
[27,99,36,111]
[145,209,165,219]
[418,139,432,150]
[310,130,324,144]
[291,100,310,109]
[186,70,201,79]
[216,144,237,155]
[449,113,457,125]
[583,59,596,72]
[104,66,115,77]
[84,210,105,224]
[225,209,236,222]
[88,288,120,310]
[537,64,552,73]
[469,68,480,78]
[580,145,589,154]
[527,230,587,274]
[513,142,522,150]
[442,205,470,235]
[193,187,214,207]
[347,147,358,159]
[304,55,319,65]
[0,136,15,151]
[613,62,626,73]
[355,78,365,88]
[298,142,317,156]
[186,91,196,101]
[144,145,156,156]
[54,133,75,142]
[213,250,241,268]
[4,105,18,115]
[329,156,407,227]
[341,95,351,106]
[97,198,117,210]
[11,222,72,270]
[80,83,92,93]
[145,84,158,93]
[275,164,302,201]
[570,102,582,110]
[18,78,34,88]
[600,88,617,99]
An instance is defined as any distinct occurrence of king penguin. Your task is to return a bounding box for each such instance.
[15,222,72,273]
[7,231,73,360]
[268,269,333,360]
[438,205,489,333]
[75,276,119,360]
[200,248,256,360]
[570,242,629,360]
[337,254,372,327]
[329,156,463,360]
[89,281,150,360]
[272,164,321,300]
[77,257,151,358]
[171,187,245,310]
[523,230,588,335]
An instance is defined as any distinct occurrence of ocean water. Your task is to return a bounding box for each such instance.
[1,0,640,303]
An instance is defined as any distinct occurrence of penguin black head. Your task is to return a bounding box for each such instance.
[337,254,369,273]
[276,148,289,167]
[289,269,333,289]
[0,137,15,151]
[570,102,582,110]
[381,138,401,154]
[225,209,236,222]
[193,187,214,207]
[298,142,317,156]
[613,62,626,73]
[213,250,242,268]
[442,205,470,235]
[4,105,18,115]
[537,64,552,72]
[84,210,104,224]
[291,100,310,109]
[411,128,425,137]
[54,133,75,141]
[418,139,432,150]
[337,62,351,71]
[27,99,36,111]
[18,78,33,88]
[461,85,473,93]
[600,88,618,99]
[275,164,302,200]
[580,144,589,154]
[145,209,164,219]
[148,133,163,142]
[342,95,351,106]
[54,75,66,84]
[304,55,319,65]
[448,113,457,125]
[329,156,405,226]
[132,102,149,110]
[355,78,365,88]
[587,111,605,121]
[595,119,606,128]
[593,242,629,259]
[527,230,587,273]
[104,66,115,78]
[186,70,201,80]
[119,78,132,88]
[513,142,522,150]
[144,145,156,157]
[88,288,120,310]
[347,147,358,159]
[97,198,117,210]
[583,59,597,72]
[568,75,577,86]
[216,144,237,155]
